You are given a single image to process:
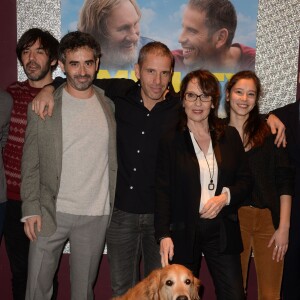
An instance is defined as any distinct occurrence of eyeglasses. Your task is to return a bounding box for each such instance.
[184,92,212,103]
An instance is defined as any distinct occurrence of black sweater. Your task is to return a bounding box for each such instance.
[243,133,294,228]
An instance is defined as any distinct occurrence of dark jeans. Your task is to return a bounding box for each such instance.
[174,217,244,300]
[0,201,6,242]
[4,199,58,300]
[106,208,161,297]
[4,199,29,300]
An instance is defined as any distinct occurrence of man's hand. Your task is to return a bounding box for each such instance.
[24,216,42,241]
[267,114,286,147]
[31,85,55,120]
[160,237,174,267]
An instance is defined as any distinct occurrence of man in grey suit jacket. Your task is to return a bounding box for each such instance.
[21,31,117,300]
[0,89,13,241]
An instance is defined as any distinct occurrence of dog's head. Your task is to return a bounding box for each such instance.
[156,264,201,300]
[113,264,200,300]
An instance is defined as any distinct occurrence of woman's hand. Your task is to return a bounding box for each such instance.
[160,237,174,267]
[268,227,289,262]
[200,193,228,219]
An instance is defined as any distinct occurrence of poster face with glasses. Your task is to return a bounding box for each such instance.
[62,0,258,111]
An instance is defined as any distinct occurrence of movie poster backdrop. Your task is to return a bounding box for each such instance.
[62,0,259,114]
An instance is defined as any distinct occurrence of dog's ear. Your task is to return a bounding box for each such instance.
[191,276,201,300]
[145,269,161,300]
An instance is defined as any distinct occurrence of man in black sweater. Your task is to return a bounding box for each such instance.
[269,100,300,300]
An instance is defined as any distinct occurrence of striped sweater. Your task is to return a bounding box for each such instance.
[3,80,41,200]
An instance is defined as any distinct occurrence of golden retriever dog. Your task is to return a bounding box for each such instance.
[113,264,201,300]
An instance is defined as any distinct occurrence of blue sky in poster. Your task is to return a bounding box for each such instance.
[61,0,258,51]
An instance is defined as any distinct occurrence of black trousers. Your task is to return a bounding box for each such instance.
[174,217,244,300]
[4,199,59,300]
[282,195,300,300]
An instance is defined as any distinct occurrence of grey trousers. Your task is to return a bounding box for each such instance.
[25,212,109,300]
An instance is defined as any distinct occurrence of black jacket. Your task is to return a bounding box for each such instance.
[273,101,300,197]
[155,126,252,262]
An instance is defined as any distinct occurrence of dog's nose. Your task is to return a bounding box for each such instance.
[176,296,188,300]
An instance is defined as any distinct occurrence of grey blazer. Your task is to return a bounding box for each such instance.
[21,84,117,236]
[0,89,13,204]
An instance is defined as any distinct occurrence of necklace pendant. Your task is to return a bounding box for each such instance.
[208,182,215,190]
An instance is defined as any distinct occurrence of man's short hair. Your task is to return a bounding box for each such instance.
[78,0,141,43]
[16,28,59,71]
[137,41,175,70]
[58,31,101,64]
[188,0,237,47]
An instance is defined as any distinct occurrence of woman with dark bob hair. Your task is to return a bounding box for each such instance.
[155,69,251,299]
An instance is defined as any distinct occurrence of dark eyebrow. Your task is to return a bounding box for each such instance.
[186,26,198,33]
[23,46,45,51]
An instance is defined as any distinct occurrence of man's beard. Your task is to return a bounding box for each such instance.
[24,61,51,81]
[67,74,94,91]
[100,40,139,70]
